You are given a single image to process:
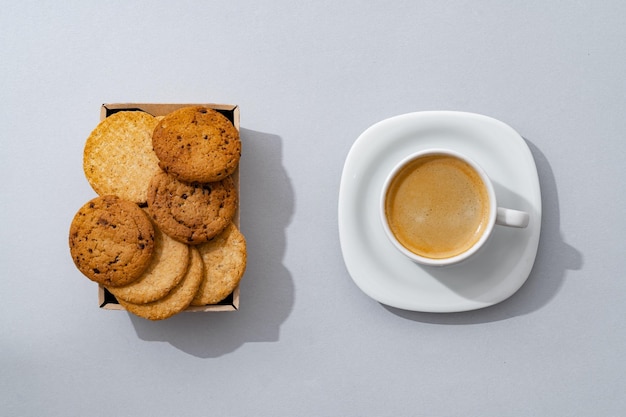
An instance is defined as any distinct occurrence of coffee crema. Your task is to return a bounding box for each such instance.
[384,154,490,259]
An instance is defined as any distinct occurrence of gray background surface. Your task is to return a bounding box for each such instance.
[2,1,625,416]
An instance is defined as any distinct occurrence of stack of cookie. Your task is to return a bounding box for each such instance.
[69,106,247,320]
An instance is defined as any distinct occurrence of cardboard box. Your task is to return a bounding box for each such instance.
[97,103,241,312]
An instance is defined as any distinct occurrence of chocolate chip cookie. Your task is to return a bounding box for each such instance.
[151,106,241,183]
[69,195,155,287]
[147,171,237,245]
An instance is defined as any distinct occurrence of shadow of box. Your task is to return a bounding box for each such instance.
[97,103,241,312]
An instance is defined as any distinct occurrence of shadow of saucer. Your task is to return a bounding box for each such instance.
[384,138,583,323]
[128,129,295,356]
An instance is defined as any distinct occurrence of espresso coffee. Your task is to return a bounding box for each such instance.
[384,154,490,259]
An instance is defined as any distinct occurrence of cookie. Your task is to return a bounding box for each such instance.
[69,195,155,287]
[83,111,160,204]
[117,247,204,320]
[191,223,247,306]
[147,171,237,245]
[106,211,190,304]
[152,106,241,183]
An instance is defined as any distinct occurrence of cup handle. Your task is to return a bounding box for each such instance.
[496,207,530,228]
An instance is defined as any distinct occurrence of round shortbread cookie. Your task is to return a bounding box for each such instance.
[152,106,241,183]
[69,195,155,287]
[117,247,204,320]
[83,111,160,204]
[147,171,237,245]
[107,213,190,304]
[191,223,247,306]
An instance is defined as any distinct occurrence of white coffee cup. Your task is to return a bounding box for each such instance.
[380,149,529,266]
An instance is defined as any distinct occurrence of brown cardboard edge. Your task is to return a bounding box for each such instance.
[98,285,239,312]
[100,103,240,127]
[97,102,241,313]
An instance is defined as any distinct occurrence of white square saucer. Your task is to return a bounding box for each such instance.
[338,111,541,312]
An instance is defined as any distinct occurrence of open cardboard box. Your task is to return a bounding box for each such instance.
[98,103,241,312]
